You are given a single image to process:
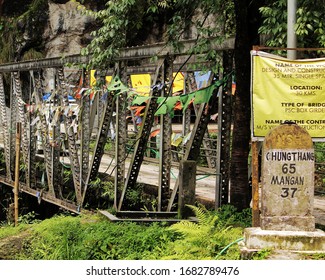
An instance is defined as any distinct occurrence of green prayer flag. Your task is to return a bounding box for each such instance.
[156,96,179,116]
[182,92,195,113]
[106,76,129,93]
[154,104,168,116]
[193,85,215,105]
[179,94,189,106]
[132,95,150,105]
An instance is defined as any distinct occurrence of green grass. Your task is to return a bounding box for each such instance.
[0,205,251,260]
[0,223,31,239]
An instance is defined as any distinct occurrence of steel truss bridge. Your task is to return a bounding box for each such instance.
[0,37,234,215]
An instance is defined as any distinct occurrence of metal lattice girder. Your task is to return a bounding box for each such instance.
[218,90,232,205]
[12,71,30,186]
[182,74,192,137]
[33,73,56,194]
[167,81,219,211]
[215,52,233,207]
[51,91,62,197]
[0,175,80,214]
[28,74,37,189]
[82,71,116,205]
[0,74,12,181]
[158,56,173,211]
[57,67,82,204]
[28,120,37,188]
[88,86,99,136]
[118,59,165,211]
[9,78,16,178]
[80,71,90,195]
[114,62,128,209]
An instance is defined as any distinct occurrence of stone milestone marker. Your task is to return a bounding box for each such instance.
[261,123,315,231]
[242,123,325,255]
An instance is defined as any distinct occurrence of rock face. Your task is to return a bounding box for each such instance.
[0,0,100,61]
[44,0,94,58]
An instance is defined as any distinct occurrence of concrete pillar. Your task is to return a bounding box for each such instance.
[178,160,196,218]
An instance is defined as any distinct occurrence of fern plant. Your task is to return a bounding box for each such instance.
[162,204,244,260]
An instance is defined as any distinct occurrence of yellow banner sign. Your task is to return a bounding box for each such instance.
[251,51,325,139]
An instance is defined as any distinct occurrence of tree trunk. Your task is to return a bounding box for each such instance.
[230,0,264,210]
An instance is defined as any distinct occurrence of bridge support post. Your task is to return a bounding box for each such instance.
[178,160,196,218]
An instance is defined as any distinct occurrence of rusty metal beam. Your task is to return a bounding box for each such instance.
[114,62,128,210]
[157,56,173,211]
[0,38,234,72]
[0,176,81,214]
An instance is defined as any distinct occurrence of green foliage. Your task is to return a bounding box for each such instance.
[251,248,272,260]
[259,0,325,54]
[8,205,250,260]
[216,204,252,228]
[0,0,47,63]
[63,168,72,184]
[303,253,325,260]
[17,214,177,260]
[19,215,84,260]
[315,142,325,163]
[18,211,40,225]
[0,224,30,239]
[158,204,245,260]
[314,142,325,191]
[21,48,44,61]
[78,0,234,71]
[259,0,287,51]
[0,19,16,63]
[79,221,177,260]
[78,0,140,69]
[87,177,115,209]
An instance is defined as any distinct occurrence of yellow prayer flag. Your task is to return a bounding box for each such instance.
[131,74,151,95]
[172,72,184,93]
[90,70,112,87]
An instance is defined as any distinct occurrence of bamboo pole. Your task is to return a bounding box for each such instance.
[251,141,260,227]
[14,122,21,226]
